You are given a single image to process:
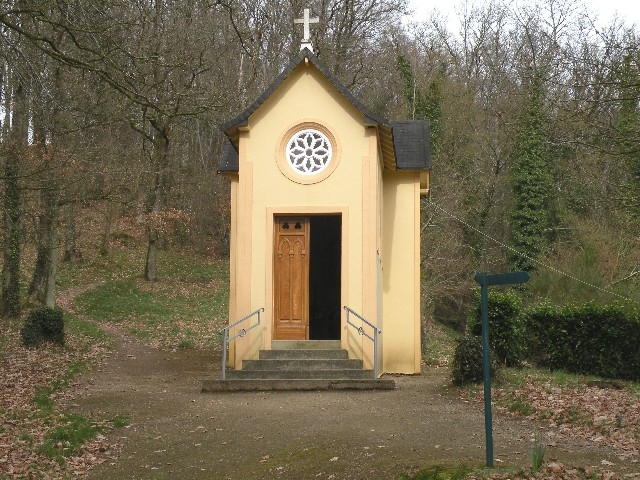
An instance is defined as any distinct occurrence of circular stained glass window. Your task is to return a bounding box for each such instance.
[286,129,333,176]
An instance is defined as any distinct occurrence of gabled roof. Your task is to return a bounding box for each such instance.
[218,48,431,174]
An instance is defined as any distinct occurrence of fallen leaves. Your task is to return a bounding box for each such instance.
[464,372,640,477]
[0,319,117,478]
[503,376,638,458]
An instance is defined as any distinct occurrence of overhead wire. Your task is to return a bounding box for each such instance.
[428,199,638,304]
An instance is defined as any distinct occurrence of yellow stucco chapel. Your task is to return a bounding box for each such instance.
[215,12,431,386]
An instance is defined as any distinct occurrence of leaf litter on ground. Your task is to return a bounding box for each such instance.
[461,371,639,479]
[0,319,120,478]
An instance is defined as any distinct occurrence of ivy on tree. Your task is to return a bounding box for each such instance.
[509,74,554,272]
[615,53,640,219]
[396,54,443,155]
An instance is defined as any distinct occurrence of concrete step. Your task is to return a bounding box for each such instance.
[225,369,374,380]
[204,342,394,392]
[271,340,341,350]
[242,358,363,371]
[201,378,396,392]
[259,349,349,360]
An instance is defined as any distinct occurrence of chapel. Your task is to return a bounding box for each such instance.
[215,10,431,382]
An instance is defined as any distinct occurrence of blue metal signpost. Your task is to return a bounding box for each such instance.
[474,271,529,468]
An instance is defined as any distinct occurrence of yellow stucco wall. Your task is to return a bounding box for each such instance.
[226,60,420,374]
[382,171,422,374]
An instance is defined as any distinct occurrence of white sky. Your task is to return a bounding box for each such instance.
[406,0,640,30]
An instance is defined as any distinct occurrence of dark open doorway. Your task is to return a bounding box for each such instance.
[309,215,341,340]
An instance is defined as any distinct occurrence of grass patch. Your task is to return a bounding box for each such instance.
[399,464,475,479]
[130,328,152,341]
[38,413,97,462]
[507,395,533,416]
[32,360,87,412]
[33,387,55,411]
[65,313,110,343]
[76,279,172,322]
[55,248,142,291]
[177,337,196,349]
[73,252,229,349]
[496,367,610,390]
[424,322,460,367]
[156,250,229,283]
[37,413,128,463]
[110,415,130,428]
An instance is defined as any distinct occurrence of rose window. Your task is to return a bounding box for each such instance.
[286,129,332,175]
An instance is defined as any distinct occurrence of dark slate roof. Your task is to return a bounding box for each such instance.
[392,121,432,170]
[218,47,430,174]
[218,138,239,173]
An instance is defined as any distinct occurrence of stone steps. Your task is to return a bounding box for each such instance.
[242,358,363,371]
[224,369,374,380]
[201,342,395,392]
[202,378,395,392]
[259,349,348,360]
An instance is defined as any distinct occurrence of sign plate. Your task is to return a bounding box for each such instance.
[475,271,529,286]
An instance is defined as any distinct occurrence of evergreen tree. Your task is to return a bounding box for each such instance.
[615,52,640,219]
[509,75,553,272]
[396,54,442,155]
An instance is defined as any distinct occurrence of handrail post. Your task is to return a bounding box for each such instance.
[221,330,228,380]
[220,308,264,381]
[373,327,378,379]
[344,306,380,379]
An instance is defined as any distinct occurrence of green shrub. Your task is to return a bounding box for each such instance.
[451,335,495,386]
[468,289,525,366]
[20,307,65,348]
[522,302,566,369]
[523,302,640,381]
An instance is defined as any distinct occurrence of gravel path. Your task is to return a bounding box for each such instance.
[65,330,626,480]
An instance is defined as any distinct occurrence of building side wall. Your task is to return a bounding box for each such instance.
[382,171,422,374]
[227,176,239,368]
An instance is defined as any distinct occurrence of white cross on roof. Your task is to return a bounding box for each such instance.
[294,8,319,44]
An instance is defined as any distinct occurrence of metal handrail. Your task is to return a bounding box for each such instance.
[344,306,381,379]
[220,308,264,380]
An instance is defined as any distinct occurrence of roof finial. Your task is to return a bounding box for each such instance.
[294,8,319,53]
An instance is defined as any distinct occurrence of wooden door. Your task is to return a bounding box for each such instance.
[273,217,310,340]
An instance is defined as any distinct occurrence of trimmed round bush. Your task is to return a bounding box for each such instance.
[20,307,65,348]
[451,335,495,386]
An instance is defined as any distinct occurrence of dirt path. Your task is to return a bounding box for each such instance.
[62,324,629,480]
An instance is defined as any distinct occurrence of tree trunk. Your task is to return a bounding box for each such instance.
[144,132,170,281]
[29,180,59,306]
[145,230,159,281]
[63,202,82,262]
[1,76,28,318]
[45,221,58,308]
[100,200,113,256]
[29,60,62,306]
[1,146,22,318]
